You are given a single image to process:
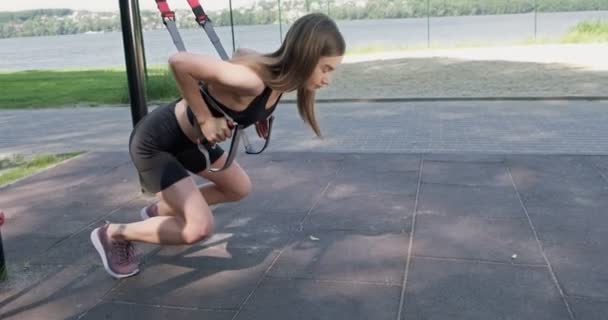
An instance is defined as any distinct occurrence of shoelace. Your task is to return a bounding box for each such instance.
[113,240,136,266]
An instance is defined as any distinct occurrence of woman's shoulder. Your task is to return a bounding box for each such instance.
[226,51,269,96]
[232,48,259,58]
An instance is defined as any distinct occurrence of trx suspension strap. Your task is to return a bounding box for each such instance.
[155,0,186,51]
[155,0,274,172]
[185,0,229,60]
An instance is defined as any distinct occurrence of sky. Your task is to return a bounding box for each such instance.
[0,0,255,12]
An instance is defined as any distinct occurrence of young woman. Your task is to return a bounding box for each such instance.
[91,12,345,278]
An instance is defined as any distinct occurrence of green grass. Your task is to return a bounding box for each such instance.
[0,152,83,186]
[0,69,127,108]
[145,67,180,101]
[0,66,178,109]
[561,20,608,43]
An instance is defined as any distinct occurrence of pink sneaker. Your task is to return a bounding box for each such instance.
[90,223,139,278]
[140,203,158,220]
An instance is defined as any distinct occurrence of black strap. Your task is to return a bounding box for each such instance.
[186,0,229,60]
[164,19,187,52]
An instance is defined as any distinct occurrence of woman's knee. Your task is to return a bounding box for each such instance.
[223,174,252,201]
[182,219,214,244]
[200,158,253,202]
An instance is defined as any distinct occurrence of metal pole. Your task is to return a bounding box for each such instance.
[229,0,236,53]
[278,0,283,42]
[427,0,430,48]
[0,210,6,281]
[119,0,148,128]
[0,231,5,281]
[534,0,538,42]
[132,0,148,80]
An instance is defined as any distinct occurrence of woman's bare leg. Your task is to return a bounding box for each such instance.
[107,176,214,245]
[151,154,252,217]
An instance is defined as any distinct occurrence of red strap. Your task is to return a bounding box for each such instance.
[156,0,174,18]
[185,0,208,23]
[186,0,201,8]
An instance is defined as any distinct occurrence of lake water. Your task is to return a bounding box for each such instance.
[1,10,606,71]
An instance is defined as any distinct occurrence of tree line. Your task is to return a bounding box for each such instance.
[1,0,606,38]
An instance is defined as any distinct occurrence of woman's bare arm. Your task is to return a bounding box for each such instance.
[168,52,264,122]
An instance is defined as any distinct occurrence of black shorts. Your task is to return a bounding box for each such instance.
[128,99,224,194]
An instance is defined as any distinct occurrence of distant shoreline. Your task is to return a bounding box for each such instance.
[1,7,607,39]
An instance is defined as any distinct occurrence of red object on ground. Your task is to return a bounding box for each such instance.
[0,211,4,226]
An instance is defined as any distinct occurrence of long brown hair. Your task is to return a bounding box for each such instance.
[233,13,345,137]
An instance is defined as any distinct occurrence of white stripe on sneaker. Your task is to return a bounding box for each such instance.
[90,227,139,279]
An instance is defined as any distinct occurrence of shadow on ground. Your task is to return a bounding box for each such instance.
[1,151,607,319]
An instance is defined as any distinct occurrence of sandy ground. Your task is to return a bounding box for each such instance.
[285,43,608,99]
[343,43,608,71]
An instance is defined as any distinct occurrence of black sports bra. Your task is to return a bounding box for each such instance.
[187,84,281,128]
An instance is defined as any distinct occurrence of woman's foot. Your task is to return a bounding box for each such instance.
[90,223,140,278]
